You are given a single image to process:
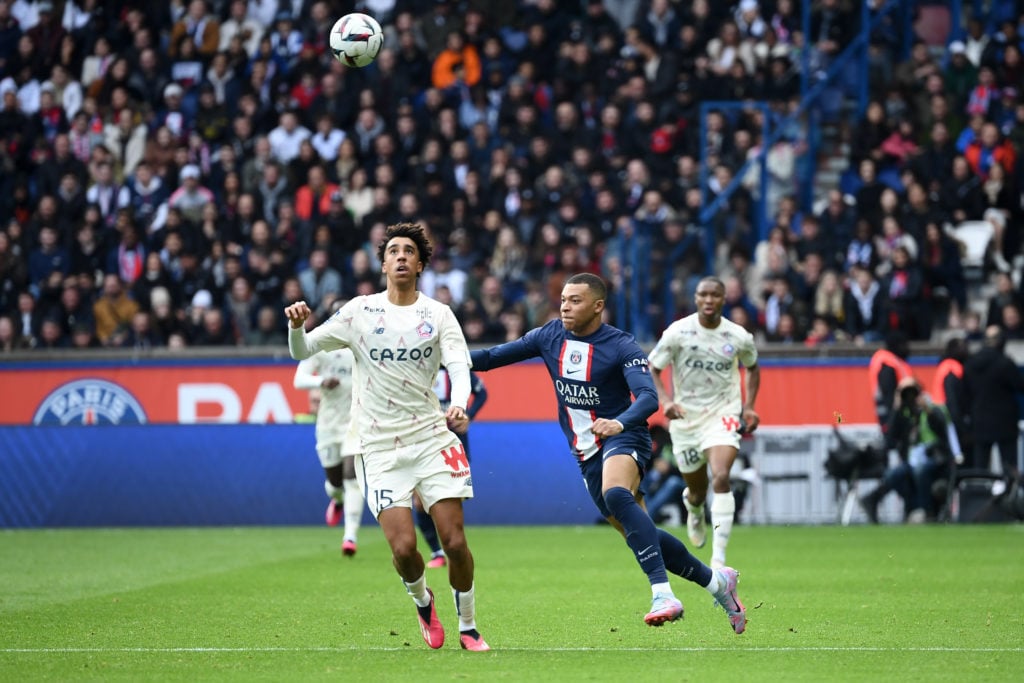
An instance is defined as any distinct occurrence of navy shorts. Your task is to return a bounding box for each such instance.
[579,431,654,519]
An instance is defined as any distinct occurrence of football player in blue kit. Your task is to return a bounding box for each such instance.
[470,273,746,633]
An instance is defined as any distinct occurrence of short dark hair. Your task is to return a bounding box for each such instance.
[377,222,433,270]
[697,275,726,292]
[565,272,607,301]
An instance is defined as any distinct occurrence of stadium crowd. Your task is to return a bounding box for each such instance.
[0,0,1022,351]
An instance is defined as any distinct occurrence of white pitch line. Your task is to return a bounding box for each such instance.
[3,646,1022,654]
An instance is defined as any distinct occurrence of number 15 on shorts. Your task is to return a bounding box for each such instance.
[371,489,394,515]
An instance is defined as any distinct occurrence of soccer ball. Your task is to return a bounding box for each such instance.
[329,13,383,68]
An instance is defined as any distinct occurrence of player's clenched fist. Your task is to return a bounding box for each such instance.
[284,301,312,328]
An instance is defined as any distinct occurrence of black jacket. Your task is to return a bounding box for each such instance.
[963,347,1024,440]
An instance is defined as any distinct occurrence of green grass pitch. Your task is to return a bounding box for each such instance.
[1,524,1021,681]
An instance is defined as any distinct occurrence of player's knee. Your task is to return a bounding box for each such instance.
[390,535,419,563]
[603,486,635,517]
[711,470,732,492]
[440,530,468,561]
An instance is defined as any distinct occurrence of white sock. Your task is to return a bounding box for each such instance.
[704,568,723,595]
[683,488,704,517]
[711,491,736,566]
[404,573,431,607]
[651,582,672,597]
[324,479,344,503]
[342,478,363,541]
[453,584,477,632]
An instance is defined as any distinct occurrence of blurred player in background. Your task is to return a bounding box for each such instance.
[471,273,746,634]
[285,223,490,652]
[418,366,488,568]
[649,276,761,570]
[293,311,365,556]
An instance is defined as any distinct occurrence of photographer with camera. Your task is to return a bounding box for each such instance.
[860,378,964,523]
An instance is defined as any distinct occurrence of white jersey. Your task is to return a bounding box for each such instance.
[290,292,471,454]
[294,349,355,447]
[648,313,758,419]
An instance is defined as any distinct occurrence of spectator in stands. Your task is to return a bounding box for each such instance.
[912,120,957,192]
[762,276,806,341]
[986,272,1022,327]
[996,301,1024,340]
[944,41,977,111]
[219,0,262,55]
[245,304,285,347]
[965,121,1017,182]
[27,225,70,297]
[920,220,967,322]
[942,155,986,223]
[169,0,219,60]
[168,164,214,225]
[297,247,341,315]
[92,272,137,346]
[432,30,480,91]
[881,245,929,340]
[106,222,145,287]
[53,278,93,336]
[257,161,290,226]
[851,100,890,165]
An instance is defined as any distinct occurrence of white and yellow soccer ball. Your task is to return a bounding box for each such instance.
[329,13,384,68]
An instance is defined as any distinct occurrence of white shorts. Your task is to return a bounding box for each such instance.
[315,437,359,469]
[355,431,473,519]
[669,413,743,473]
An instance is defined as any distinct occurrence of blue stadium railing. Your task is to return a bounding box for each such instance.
[615,0,919,340]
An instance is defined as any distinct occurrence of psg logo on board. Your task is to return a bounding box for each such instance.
[33,379,148,425]
[570,351,582,364]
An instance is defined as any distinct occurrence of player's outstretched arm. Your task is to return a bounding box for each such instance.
[470,334,539,370]
[285,301,316,361]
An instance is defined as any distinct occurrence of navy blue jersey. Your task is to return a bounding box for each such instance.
[471,320,658,460]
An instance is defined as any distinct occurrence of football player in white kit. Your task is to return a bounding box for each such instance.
[649,276,761,570]
[285,223,489,652]
[293,336,366,557]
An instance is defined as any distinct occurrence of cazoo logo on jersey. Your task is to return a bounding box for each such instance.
[33,379,148,425]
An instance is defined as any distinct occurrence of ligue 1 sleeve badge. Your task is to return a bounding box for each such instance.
[33,379,148,425]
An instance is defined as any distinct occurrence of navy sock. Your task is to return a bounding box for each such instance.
[415,508,443,554]
[658,529,713,587]
[604,486,669,585]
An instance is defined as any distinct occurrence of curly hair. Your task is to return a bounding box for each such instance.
[376,222,433,274]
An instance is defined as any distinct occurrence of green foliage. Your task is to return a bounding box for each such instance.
[1,525,1021,681]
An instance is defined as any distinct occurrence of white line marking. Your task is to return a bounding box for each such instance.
[2,646,1022,654]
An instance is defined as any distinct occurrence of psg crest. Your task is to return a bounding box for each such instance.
[33,379,148,425]
[570,351,582,364]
